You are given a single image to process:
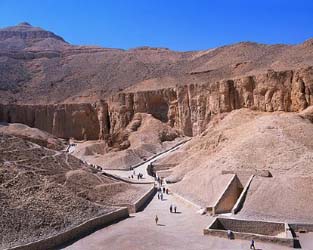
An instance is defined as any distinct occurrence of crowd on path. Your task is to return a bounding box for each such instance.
[128,170,144,180]
[154,175,181,228]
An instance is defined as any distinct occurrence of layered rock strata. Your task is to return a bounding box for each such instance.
[1,67,312,139]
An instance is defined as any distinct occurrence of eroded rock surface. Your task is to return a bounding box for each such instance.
[1,67,313,139]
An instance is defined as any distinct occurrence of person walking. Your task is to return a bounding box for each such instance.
[155,215,158,225]
[170,204,173,213]
[166,188,169,194]
[174,205,177,213]
[160,193,163,200]
[250,239,255,250]
[227,229,232,239]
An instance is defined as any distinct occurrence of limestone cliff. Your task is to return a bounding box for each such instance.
[0,103,100,140]
[108,67,313,136]
[0,67,312,139]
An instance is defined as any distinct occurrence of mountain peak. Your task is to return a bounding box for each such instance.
[0,23,68,51]
[18,22,32,26]
[0,23,67,45]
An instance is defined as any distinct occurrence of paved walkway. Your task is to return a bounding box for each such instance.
[63,191,291,250]
[61,139,311,250]
[104,141,186,183]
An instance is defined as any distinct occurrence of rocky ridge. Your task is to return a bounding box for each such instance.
[1,67,312,139]
[1,23,313,105]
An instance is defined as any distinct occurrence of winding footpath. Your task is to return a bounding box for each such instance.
[104,140,188,183]
[63,140,297,250]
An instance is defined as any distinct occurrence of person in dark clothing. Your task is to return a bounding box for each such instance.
[250,239,255,250]
[174,206,177,213]
[170,204,173,213]
[163,187,165,193]
[166,188,169,194]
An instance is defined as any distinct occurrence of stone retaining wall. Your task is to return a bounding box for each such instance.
[204,218,294,248]
[133,185,156,212]
[6,207,129,250]
[110,185,156,214]
[129,139,190,170]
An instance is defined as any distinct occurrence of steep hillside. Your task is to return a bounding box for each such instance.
[155,108,313,222]
[0,133,149,249]
[1,23,313,104]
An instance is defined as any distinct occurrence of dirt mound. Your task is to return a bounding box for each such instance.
[72,113,183,170]
[159,109,313,219]
[0,134,148,249]
[0,122,65,150]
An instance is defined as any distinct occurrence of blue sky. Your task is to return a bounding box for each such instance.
[0,0,312,51]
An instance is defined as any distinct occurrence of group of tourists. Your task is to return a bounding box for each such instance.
[169,204,177,213]
[128,170,144,180]
[157,187,168,200]
[156,176,163,185]
[157,186,168,195]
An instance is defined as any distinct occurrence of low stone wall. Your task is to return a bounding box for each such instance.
[110,185,156,214]
[133,185,156,212]
[232,175,254,214]
[213,175,242,214]
[204,218,294,248]
[129,139,190,170]
[6,207,129,250]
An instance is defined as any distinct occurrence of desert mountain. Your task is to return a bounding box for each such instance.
[0,22,68,51]
[0,23,313,104]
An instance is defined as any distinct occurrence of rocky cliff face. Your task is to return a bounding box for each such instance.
[1,67,312,139]
[0,103,100,140]
[108,67,313,136]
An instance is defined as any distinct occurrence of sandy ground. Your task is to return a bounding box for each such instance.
[238,176,313,223]
[62,191,293,250]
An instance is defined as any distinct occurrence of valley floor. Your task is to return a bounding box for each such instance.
[62,191,295,250]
